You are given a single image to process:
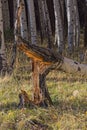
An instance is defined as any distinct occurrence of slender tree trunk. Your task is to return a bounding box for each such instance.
[66,0,74,54]
[0,0,7,76]
[53,0,64,53]
[73,0,80,47]
[84,1,87,47]
[37,0,46,42]
[42,0,53,48]
[13,0,17,23]
[20,0,28,40]
[26,0,37,44]
[2,0,10,30]
[9,0,22,73]
[8,0,14,29]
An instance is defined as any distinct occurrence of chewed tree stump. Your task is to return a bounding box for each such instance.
[17,37,63,107]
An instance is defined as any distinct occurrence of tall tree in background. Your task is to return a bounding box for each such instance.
[20,0,28,40]
[65,0,74,54]
[73,0,80,47]
[8,0,14,29]
[2,0,10,30]
[53,0,64,53]
[0,0,7,76]
[41,0,53,48]
[9,0,20,73]
[84,0,87,47]
[26,0,37,44]
[37,0,47,42]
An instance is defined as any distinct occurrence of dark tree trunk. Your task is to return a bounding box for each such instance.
[8,0,14,29]
[84,5,87,47]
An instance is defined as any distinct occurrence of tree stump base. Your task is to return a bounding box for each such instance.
[18,89,49,108]
[17,37,63,108]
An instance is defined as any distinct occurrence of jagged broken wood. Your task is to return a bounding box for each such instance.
[17,37,87,107]
[17,37,63,107]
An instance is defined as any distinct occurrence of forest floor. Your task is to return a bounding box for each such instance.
[0,67,87,130]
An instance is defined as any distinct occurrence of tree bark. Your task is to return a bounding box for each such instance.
[9,0,22,73]
[26,0,37,44]
[73,0,80,47]
[20,0,28,41]
[2,0,10,30]
[41,0,53,48]
[0,0,7,76]
[84,2,87,47]
[65,0,74,54]
[53,0,64,53]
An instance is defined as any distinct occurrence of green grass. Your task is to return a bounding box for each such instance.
[0,69,87,130]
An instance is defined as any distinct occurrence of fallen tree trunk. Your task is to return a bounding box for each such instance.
[61,57,87,77]
[17,37,87,107]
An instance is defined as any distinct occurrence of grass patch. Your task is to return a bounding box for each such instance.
[0,70,87,130]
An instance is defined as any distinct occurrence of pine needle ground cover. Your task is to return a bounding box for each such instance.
[0,69,87,130]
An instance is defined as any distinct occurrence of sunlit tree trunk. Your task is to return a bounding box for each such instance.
[0,0,7,76]
[53,0,64,53]
[2,0,10,30]
[66,0,74,54]
[26,0,37,44]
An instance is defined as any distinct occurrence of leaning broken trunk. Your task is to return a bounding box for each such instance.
[17,37,87,107]
[17,37,63,107]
